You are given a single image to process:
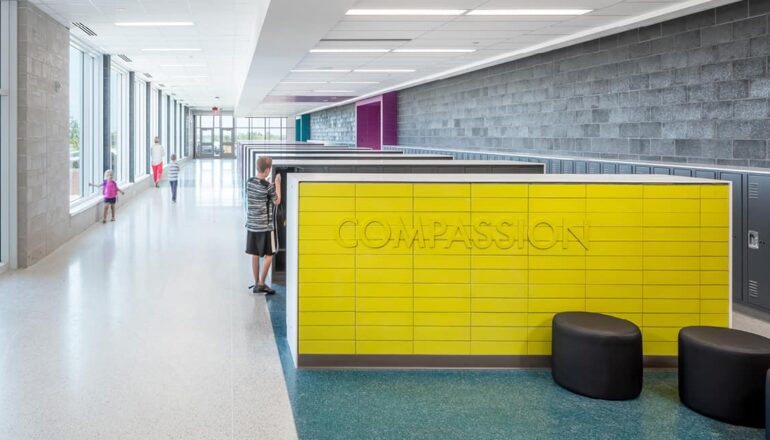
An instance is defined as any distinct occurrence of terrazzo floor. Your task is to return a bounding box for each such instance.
[266,286,765,439]
[0,160,297,439]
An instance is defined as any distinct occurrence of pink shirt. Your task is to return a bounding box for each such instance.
[103,180,118,198]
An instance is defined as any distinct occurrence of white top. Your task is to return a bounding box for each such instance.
[288,173,727,184]
[151,143,165,165]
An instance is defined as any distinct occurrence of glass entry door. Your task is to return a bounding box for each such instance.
[221,128,234,158]
[199,128,214,158]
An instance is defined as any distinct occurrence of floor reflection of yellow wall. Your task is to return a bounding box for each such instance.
[297,182,730,357]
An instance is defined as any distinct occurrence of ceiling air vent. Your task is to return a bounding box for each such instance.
[158,83,166,88]
[72,22,97,37]
[144,73,153,79]
[117,54,132,63]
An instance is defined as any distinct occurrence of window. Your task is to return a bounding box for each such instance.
[1,0,14,268]
[161,93,168,160]
[69,46,84,201]
[150,86,159,146]
[134,79,147,178]
[110,65,129,183]
[68,40,101,205]
[169,99,176,158]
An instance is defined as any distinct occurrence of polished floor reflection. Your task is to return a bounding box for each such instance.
[0,160,296,439]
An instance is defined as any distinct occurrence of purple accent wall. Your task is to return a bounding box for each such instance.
[356,102,381,149]
[355,92,398,150]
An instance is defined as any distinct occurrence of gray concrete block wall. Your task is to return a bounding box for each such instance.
[309,103,355,146]
[17,0,70,267]
[310,0,770,169]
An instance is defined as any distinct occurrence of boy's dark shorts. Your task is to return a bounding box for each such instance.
[104,198,117,205]
[246,230,277,257]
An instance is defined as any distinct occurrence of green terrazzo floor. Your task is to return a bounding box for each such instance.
[266,286,764,440]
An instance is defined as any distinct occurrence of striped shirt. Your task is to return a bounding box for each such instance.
[167,162,180,181]
[245,177,277,232]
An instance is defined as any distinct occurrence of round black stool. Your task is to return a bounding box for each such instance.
[552,311,643,400]
[679,326,770,428]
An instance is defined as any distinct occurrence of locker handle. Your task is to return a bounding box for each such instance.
[749,230,760,250]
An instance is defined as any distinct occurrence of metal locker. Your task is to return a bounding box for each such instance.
[561,160,574,173]
[550,159,562,174]
[601,163,617,174]
[653,167,671,175]
[635,166,651,174]
[695,170,717,179]
[575,161,587,174]
[747,175,770,310]
[674,169,693,177]
[587,162,602,174]
[618,164,633,174]
[720,172,744,302]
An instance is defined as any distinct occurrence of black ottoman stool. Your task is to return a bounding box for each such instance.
[679,326,770,428]
[552,311,643,400]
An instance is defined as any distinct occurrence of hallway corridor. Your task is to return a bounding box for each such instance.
[0,161,297,439]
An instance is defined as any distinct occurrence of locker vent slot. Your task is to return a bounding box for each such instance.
[749,182,760,199]
[749,280,760,298]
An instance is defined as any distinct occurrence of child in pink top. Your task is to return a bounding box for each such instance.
[90,169,125,223]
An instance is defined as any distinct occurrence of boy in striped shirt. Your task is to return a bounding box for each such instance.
[245,156,282,294]
[167,154,180,203]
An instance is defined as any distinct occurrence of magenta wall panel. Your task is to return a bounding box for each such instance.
[356,102,381,149]
[355,92,398,150]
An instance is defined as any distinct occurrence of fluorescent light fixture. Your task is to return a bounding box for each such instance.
[393,49,476,53]
[116,21,194,26]
[314,90,355,93]
[142,48,201,52]
[310,49,390,53]
[354,69,415,73]
[347,9,466,16]
[330,81,379,84]
[467,9,591,16]
[281,81,328,84]
[290,69,351,73]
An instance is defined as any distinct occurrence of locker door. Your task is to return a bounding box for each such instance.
[562,160,574,173]
[575,161,587,173]
[720,172,743,302]
[674,169,692,177]
[587,162,602,174]
[654,167,671,175]
[695,170,717,179]
[550,159,561,174]
[618,164,633,174]
[747,175,770,310]
[601,163,616,174]
[635,166,651,174]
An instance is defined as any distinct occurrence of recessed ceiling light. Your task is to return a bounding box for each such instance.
[142,47,200,52]
[330,81,379,84]
[347,9,466,16]
[310,49,390,53]
[290,69,351,73]
[354,69,415,73]
[116,22,194,26]
[282,81,328,84]
[467,9,591,16]
[142,48,201,52]
[393,49,476,53]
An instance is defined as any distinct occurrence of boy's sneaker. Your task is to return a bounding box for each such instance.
[257,284,276,295]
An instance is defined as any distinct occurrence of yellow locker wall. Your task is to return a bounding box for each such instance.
[297,182,730,357]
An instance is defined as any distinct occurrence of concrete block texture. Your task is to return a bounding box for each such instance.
[307,0,770,169]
